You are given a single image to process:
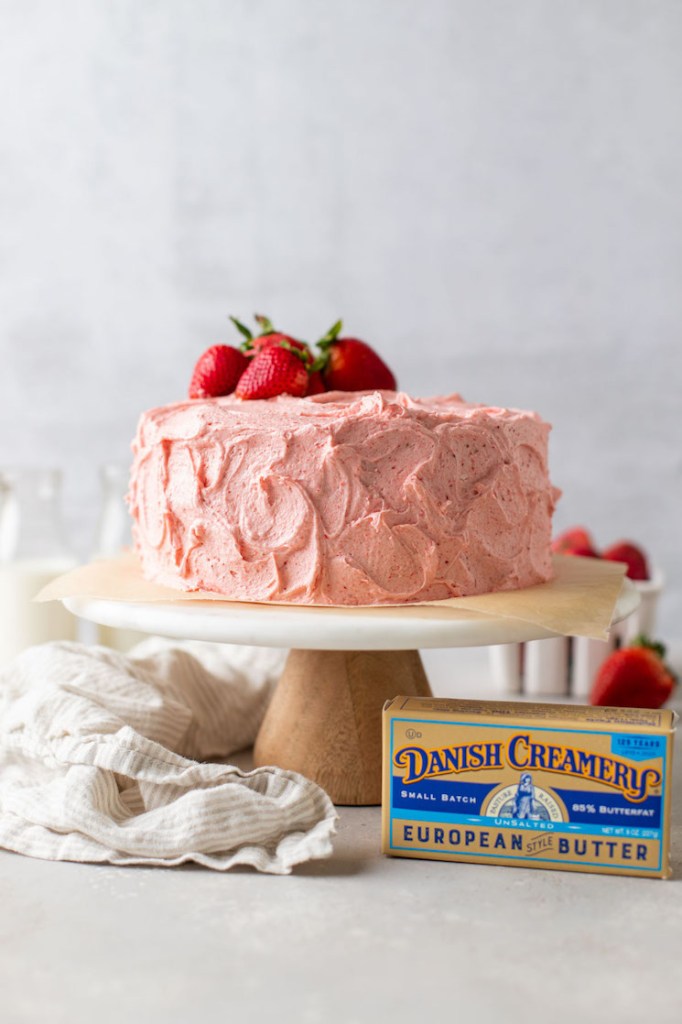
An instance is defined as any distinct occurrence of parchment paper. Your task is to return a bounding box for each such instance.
[38,553,627,641]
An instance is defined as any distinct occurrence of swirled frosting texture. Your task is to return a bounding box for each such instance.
[128,391,559,605]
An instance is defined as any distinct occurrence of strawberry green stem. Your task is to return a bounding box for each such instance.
[279,340,312,367]
[316,319,343,351]
[254,313,275,335]
[230,316,253,343]
[309,353,328,373]
[632,635,667,660]
[632,635,678,685]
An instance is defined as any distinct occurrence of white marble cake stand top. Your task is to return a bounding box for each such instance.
[64,578,638,651]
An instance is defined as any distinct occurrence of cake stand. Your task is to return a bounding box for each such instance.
[64,583,639,806]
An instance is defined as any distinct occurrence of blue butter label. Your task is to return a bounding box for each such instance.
[384,704,673,875]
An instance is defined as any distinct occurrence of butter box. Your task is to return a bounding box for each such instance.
[382,697,676,878]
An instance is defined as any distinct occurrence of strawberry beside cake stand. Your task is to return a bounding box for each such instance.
[63,584,639,806]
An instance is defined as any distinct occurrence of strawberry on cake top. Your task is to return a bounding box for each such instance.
[128,316,559,605]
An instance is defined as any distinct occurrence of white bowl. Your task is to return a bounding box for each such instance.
[489,568,664,698]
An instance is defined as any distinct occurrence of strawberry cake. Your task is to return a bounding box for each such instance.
[128,389,560,606]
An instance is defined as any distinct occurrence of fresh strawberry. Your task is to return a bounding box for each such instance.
[249,333,310,358]
[315,320,397,392]
[552,526,598,557]
[230,314,309,359]
[590,637,676,709]
[566,545,599,559]
[305,370,326,396]
[235,342,310,400]
[188,345,249,399]
[601,541,650,581]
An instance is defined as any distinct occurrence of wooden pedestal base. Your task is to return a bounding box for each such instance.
[253,649,432,805]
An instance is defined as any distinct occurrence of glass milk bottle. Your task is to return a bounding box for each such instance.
[92,462,145,652]
[0,469,78,669]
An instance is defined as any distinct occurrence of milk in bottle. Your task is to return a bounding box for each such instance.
[0,469,77,668]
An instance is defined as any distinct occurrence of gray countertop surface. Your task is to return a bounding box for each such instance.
[1,647,681,1024]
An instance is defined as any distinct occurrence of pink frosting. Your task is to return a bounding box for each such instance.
[128,391,560,605]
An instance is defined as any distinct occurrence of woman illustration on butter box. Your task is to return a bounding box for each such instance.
[511,772,538,820]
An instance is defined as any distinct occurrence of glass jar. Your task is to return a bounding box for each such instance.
[91,462,146,652]
[0,468,78,668]
[92,462,133,559]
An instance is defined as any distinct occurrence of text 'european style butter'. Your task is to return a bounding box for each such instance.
[382,696,676,878]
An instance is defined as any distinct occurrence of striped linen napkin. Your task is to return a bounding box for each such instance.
[0,639,336,873]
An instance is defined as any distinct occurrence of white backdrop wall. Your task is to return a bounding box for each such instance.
[1,1,680,631]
